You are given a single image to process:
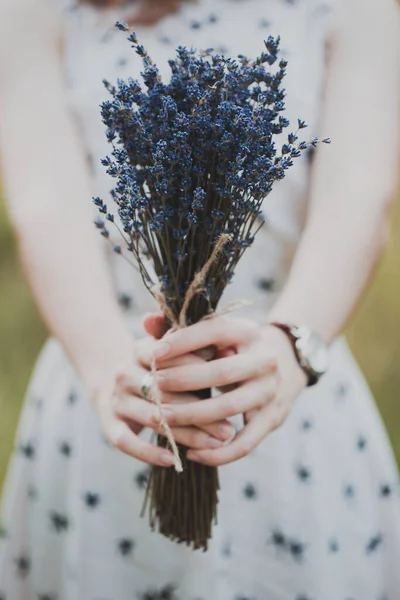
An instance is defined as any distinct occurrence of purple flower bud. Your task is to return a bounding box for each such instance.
[115,21,129,32]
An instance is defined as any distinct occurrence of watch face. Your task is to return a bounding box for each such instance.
[295,327,329,375]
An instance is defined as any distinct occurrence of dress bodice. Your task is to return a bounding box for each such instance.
[58,0,334,329]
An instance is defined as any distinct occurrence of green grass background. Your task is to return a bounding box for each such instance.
[0,187,400,489]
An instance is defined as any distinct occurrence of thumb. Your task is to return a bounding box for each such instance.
[143,313,168,340]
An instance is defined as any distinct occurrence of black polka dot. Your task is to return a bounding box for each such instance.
[37,595,57,600]
[159,35,172,45]
[59,441,72,457]
[356,435,367,451]
[335,381,350,400]
[14,555,30,578]
[50,512,69,533]
[269,528,287,550]
[366,533,383,554]
[307,145,316,165]
[139,584,177,600]
[289,539,306,562]
[295,595,312,600]
[301,419,313,431]
[27,485,38,501]
[257,277,275,292]
[68,390,78,405]
[208,13,218,23]
[380,484,392,498]
[86,152,95,175]
[190,20,201,29]
[259,18,271,28]
[99,29,115,43]
[343,484,355,499]
[32,396,43,411]
[243,483,257,499]
[19,442,35,460]
[328,538,339,553]
[117,57,128,67]
[296,464,312,483]
[84,492,101,508]
[118,538,134,557]
[312,4,332,17]
[221,540,232,557]
[134,467,150,489]
[118,292,133,310]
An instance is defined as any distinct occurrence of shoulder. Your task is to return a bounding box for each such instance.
[0,0,62,44]
[0,0,62,75]
[327,0,400,45]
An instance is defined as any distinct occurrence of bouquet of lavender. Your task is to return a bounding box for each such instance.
[94,22,329,550]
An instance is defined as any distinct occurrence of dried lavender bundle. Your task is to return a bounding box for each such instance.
[94,21,330,550]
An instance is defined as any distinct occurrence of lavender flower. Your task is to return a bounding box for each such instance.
[94,25,330,550]
[95,27,329,324]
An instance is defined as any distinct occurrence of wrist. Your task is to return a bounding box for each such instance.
[73,320,137,399]
[265,320,329,387]
[261,324,308,388]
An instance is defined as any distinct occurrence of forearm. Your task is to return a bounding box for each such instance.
[14,209,134,386]
[268,202,392,345]
[0,1,134,389]
[269,0,400,345]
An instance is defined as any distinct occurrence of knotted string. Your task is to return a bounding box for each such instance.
[147,234,250,473]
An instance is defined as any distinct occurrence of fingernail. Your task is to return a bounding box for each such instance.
[207,437,223,449]
[161,408,174,423]
[154,343,170,359]
[161,408,174,417]
[152,408,173,424]
[187,451,201,463]
[219,424,235,440]
[160,452,175,466]
[156,372,166,384]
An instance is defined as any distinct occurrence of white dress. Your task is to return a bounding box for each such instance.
[1,0,400,599]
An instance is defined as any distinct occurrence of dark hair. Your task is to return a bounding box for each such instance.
[79,0,181,25]
[81,0,126,6]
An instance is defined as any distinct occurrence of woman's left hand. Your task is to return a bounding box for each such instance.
[150,316,308,466]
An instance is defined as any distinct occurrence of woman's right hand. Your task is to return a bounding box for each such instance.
[89,332,235,467]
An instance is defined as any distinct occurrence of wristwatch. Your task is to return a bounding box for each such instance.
[269,322,329,387]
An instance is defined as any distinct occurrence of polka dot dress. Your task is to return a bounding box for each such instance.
[1,0,400,599]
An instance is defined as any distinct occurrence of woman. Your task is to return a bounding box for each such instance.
[0,0,400,598]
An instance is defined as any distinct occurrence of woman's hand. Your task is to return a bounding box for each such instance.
[151,316,308,466]
[89,332,236,468]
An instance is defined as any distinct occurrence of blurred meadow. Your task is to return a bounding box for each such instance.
[0,185,400,489]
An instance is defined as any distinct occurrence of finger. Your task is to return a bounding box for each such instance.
[157,352,277,392]
[164,378,277,426]
[243,408,259,425]
[115,387,235,441]
[216,347,236,359]
[143,313,168,340]
[135,339,205,370]
[106,419,176,466]
[168,426,225,450]
[114,394,168,428]
[115,364,150,397]
[152,317,259,360]
[199,420,236,442]
[97,395,175,467]
[150,391,237,441]
[186,403,281,466]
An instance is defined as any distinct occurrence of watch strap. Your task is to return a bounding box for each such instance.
[269,321,319,387]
